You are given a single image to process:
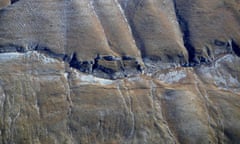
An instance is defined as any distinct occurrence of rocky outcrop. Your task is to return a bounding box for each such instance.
[69,53,143,79]
[0,44,143,79]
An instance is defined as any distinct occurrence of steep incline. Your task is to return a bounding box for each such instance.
[1,0,240,67]
[0,0,240,144]
[174,0,240,63]
[0,51,239,144]
[122,0,188,63]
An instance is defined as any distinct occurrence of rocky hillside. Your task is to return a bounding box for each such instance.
[0,0,240,144]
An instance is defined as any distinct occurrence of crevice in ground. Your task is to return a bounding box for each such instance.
[11,0,19,4]
[173,0,196,65]
[123,0,147,59]
[231,39,240,57]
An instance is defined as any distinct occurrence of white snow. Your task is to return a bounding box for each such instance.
[0,51,58,64]
[213,72,240,88]
[64,72,68,79]
[198,54,240,92]
[229,75,239,85]
[0,52,24,62]
[128,76,143,82]
[216,54,234,64]
[25,51,57,64]
[213,54,240,89]
[76,73,114,85]
[213,74,227,86]
[158,70,187,84]
[0,86,6,109]
[214,54,235,69]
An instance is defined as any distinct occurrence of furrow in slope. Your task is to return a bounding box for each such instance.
[0,0,66,54]
[65,0,116,60]
[123,0,188,64]
[91,0,141,59]
[173,0,240,63]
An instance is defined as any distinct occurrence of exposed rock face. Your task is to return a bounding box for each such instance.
[0,0,240,144]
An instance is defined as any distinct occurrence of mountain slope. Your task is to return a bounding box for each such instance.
[0,0,240,144]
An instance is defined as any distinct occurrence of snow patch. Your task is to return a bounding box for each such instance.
[76,73,114,85]
[128,76,143,82]
[198,55,240,92]
[215,54,235,68]
[229,75,239,84]
[0,52,24,62]
[0,86,6,108]
[158,70,187,84]
[0,51,59,64]
[64,72,68,79]
[25,51,57,64]
[213,73,240,89]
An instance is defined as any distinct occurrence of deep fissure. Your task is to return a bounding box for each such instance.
[173,0,196,65]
